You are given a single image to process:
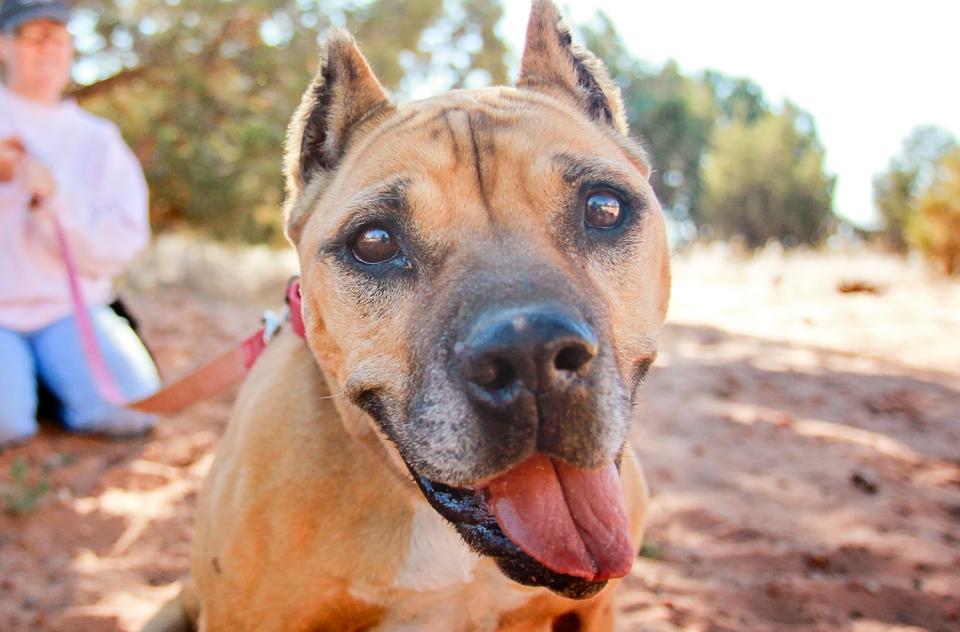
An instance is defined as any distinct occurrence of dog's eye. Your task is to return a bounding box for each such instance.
[584,190,624,229]
[350,224,400,264]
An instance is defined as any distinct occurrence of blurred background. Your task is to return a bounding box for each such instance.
[1,2,958,631]
[62,0,960,269]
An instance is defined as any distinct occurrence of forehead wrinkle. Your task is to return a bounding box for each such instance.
[345,108,428,169]
[438,109,464,166]
[466,109,495,222]
[344,88,588,171]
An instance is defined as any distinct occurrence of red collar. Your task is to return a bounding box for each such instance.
[287,277,306,338]
[241,277,306,369]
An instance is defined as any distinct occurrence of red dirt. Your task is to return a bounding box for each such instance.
[1,249,958,631]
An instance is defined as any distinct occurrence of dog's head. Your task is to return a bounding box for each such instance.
[284,0,669,599]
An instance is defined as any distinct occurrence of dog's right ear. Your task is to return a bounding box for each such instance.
[284,29,395,244]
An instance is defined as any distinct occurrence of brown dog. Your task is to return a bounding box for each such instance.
[144,1,670,630]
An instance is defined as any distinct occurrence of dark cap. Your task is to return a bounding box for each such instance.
[0,0,70,33]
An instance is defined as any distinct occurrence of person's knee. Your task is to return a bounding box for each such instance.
[91,307,162,400]
[0,402,39,449]
[0,332,38,448]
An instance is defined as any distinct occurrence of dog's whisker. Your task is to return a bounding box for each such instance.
[311,388,346,402]
[343,407,413,492]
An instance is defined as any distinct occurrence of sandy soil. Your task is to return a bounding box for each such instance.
[1,246,958,631]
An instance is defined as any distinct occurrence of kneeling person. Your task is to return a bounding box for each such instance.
[0,0,159,448]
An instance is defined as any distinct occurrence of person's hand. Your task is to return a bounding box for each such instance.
[21,154,57,208]
[0,137,25,183]
[0,138,56,206]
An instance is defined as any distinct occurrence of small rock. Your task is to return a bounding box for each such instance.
[850,470,879,495]
[837,280,884,295]
[803,552,832,573]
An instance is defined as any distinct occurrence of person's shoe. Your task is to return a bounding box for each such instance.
[76,410,156,439]
[0,429,37,451]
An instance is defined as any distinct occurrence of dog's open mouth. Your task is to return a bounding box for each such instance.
[410,452,633,600]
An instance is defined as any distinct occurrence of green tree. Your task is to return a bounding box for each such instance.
[69,0,507,243]
[909,148,960,275]
[629,61,717,225]
[702,71,767,125]
[701,104,836,248]
[873,126,957,252]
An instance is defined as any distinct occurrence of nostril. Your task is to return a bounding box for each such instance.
[472,357,516,391]
[554,344,594,374]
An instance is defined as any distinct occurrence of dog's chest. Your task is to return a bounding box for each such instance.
[348,500,539,631]
[391,499,481,590]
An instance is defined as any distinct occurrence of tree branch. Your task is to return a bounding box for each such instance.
[69,66,152,101]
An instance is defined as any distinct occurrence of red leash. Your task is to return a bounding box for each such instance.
[50,212,305,414]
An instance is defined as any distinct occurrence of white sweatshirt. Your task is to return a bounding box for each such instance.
[0,85,150,332]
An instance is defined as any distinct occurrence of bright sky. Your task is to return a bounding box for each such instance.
[502,1,960,228]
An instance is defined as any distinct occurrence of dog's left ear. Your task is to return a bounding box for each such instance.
[284,29,395,243]
[517,0,628,135]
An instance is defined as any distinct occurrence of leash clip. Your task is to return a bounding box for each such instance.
[261,306,289,344]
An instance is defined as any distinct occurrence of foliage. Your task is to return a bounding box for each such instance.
[909,149,960,275]
[69,0,508,244]
[702,70,767,125]
[873,126,958,252]
[2,458,50,517]
[626,60,717,225]
[700,104,836,248]
[582,14,834,247]
[639,539,665,560]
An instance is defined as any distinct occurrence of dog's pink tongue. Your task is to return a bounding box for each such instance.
[485,453,633,581]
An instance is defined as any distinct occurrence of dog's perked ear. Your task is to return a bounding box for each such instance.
[283,28,395,243]
[517,0,628,136]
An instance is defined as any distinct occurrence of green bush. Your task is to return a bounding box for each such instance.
[74,0,507,244]
[2,458,50,517]
[909,149,960,275]
[700,106,835,248]
[873,126,958,252]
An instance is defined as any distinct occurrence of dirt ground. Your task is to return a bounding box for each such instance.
[1,245,958,632]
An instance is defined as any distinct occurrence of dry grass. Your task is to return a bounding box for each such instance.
[120,233,299,305]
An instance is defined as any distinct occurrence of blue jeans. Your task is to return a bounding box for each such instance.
[0,306,160,447]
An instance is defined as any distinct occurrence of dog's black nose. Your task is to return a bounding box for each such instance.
[456,305,597,407]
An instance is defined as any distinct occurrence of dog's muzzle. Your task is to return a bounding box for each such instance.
[398,303,634,598]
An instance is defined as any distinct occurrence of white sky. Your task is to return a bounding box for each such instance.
[502,1,960,228]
